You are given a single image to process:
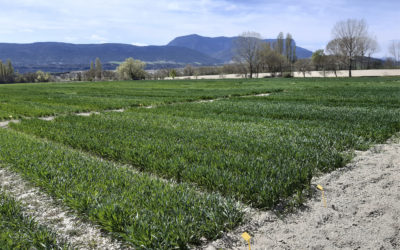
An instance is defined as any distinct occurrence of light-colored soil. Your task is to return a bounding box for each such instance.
[251,93,271,97]
[0,167,126,249]
[206,136,400,250]
[0,119,20,128]
[76,111,100,116]
[38,116,56,121]
[167,69,400,80]
[294,69,400,78]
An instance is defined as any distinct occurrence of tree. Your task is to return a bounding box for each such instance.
[275,32,284,55]
[311,49,328,76]
[384,58,396,69]
[325,55,342,77]
[183,64,194,76]
[36,70,51,82]
[294,59,312,77]
[0,60,15,83]
[169,69,177,79]
[154,69,170,80]
[285,33,296,63]
[327,19,375,77]
[0,61,5,83]
[116,58,146,80]
[88,61,95,81]
[233,31,263,78]
[311,50,326,70]
[95,58,102,80]
[358,36,378,69]
[5,60,14,82]
[258,43,286,76]
[389,41,400,65]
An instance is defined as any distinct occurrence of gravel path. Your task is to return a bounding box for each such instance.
[207,136,400,250]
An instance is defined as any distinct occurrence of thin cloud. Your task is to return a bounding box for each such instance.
[0,0,398,56]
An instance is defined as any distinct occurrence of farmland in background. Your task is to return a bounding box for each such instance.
[1,77,400,248]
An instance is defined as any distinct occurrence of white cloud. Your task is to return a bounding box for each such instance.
[131,42,148,47]
[90,34,108,43]
[0,0,398,56]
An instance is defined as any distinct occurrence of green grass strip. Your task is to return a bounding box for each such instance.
[0,129,243,249]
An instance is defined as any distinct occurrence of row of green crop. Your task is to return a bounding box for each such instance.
[0,78,286,120]
[0,191,67,249]
[130,97,400,144]
[5,76,398,120]
[0,129,243,249]
[8,111,373,208]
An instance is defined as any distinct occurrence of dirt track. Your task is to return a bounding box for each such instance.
[207,135,400,250]
[167,69,400,80]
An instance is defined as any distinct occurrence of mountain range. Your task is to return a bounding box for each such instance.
[0,35,313,73]
[167,34,313,62]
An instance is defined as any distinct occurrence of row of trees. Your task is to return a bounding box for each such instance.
[58,57,147,82]
[0,60,14,83]
[85,58,103,81]
[0,60,52,84]
[232,19,397,78]
[233,31,297,78]
[325,19,378,77]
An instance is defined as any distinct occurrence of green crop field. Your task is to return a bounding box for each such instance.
[1,77,400,248]
[0,79,285,120]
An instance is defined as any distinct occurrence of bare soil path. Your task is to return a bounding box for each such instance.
[206,136,400,250]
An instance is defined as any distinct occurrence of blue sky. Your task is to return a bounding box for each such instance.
[0,0,399,57]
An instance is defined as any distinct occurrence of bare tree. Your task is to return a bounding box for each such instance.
[389,41,400,65]
[233,31,263,78]
[183,64,194,76]
[294,59,312,77]
[358,36,379,69]
[95,57,102,80]
[327,19,375,77]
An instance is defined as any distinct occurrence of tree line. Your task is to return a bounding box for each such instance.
[1,57,148,83]
[229,19,400,78]
[0,60,52,84]
[233,31,297,78]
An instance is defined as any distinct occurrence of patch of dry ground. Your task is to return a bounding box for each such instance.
[167,69,400,80]
[206,136,400,250]
[0,119,20,128]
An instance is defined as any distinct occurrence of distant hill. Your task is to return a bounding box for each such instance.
[168,34,313,62]
[0,42,221,73]
[0,35,314,73]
